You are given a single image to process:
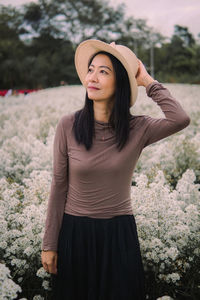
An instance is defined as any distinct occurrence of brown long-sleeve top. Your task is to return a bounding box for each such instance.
[41,81,190,251]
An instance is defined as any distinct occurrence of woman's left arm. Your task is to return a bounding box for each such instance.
[136,60,191,148]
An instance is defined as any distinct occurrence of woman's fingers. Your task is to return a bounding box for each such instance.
[43,260,57,274]
[137,60,147,76]
[48,256,57,274]
[135,59,145,86]
[41,251,58,274]
[135,59,154,87]
[43,262,49,273]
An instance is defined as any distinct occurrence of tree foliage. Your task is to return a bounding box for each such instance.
[0,0,199,89]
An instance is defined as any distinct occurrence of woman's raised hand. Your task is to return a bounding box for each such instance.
[136,59,155,87]
[41,250,58,275]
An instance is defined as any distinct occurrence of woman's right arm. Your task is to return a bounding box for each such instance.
[41,116,69,274]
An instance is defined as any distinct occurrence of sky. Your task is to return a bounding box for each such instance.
[1,0,200,39]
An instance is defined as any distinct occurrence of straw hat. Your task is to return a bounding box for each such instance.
[74,39,139,107]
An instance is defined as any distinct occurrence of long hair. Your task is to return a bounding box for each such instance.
[72,50,133,151]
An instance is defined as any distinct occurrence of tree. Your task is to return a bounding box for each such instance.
[174,24,195,47]
[1,1,199,87]
[154,25,199,83]
[0,5,26,88]
[22,0,127,46]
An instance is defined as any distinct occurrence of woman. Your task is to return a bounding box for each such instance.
[41,40,190,300]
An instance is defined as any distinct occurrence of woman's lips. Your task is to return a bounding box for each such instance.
[88,87,100,90]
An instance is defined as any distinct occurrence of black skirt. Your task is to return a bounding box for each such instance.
[51,213,146,300]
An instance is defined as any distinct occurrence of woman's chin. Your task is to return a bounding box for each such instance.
[88,95,99,101]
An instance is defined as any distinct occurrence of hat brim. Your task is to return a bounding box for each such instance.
[74,39,138,107]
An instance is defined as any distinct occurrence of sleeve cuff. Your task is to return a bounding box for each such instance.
[146,80,164,97]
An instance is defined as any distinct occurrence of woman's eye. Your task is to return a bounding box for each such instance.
[100,70,108,74]
[87,68,108,74]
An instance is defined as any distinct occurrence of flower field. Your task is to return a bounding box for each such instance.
[0,84,199,299]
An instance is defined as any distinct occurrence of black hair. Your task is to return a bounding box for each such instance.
[72,50,133,151]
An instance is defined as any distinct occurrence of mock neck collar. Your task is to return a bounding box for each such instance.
[94,119,110,125]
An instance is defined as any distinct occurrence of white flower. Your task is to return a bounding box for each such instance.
[0,263,22,299]
[131,167,199,284]
[42,280,50,290]
[33,295,44,300]
[0,83,199,298]
[157,296,174,300]
[165,273,180,284]
[36,267,50,279]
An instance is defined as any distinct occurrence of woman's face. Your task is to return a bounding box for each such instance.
[85,54,116,103]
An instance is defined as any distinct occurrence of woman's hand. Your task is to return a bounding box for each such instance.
[136,59,155,87]
[41,250,58,275]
